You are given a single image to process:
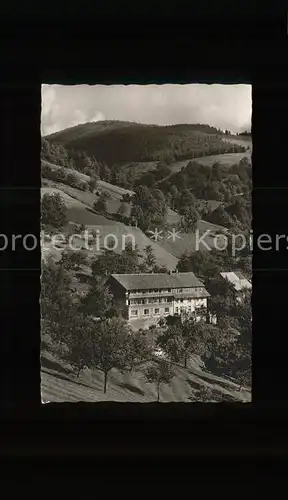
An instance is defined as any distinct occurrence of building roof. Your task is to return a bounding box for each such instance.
[220,271,252,292]
[110,272,205,291]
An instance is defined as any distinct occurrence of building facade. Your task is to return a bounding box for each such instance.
[107,272,210,325]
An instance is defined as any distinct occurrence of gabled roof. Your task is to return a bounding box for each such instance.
[110,272,205,291]
[220,271,252,291]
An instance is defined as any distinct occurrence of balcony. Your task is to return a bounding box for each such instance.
[129,299,173,306]
[129,291,174,299]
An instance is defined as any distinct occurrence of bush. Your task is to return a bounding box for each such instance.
[41,193,68,228]
[93,195,107,214]
[78,181,89,191]
[66,172,79,188]
[88,177,98,193]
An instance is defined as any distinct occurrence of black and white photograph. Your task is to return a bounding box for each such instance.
[40,83,252,403]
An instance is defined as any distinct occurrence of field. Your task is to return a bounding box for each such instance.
[222,135,252,149]
[41,168,229,269]
[41,186,114,225]
[193,152,251,168]
[41,183,227,266]
[158,221,228,259]
[41,186,179,269]
[41,344,251,403]
[168,151,251,174]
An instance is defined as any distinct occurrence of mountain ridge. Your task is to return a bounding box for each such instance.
[46,120,248,167]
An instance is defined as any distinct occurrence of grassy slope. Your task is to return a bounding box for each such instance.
[157,222,228,258]
[41,186,179,269]
[167,151,251,175]
[41,347,251,403]
[41,181,227,264]
[222,135,252,148]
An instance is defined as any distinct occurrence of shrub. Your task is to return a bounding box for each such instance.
[41,193,67,228]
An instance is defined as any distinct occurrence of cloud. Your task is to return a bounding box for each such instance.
[41,83,251,136]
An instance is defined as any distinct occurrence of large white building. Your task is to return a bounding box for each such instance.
[107,272,210,327]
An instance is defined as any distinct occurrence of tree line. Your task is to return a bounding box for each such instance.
[45,122,247,169]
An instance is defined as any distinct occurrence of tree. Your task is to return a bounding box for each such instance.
[177,249,226,280]
[144,360,175,402]
[78,181,89,191]
[180,206,199,233]
[100,163,111,182]
[143,245,156,271]
[60,314,96,377]
[169,185,179,209]
[81,280,113,318]
[60,249,87,272]
[88,176,98,193]
[211,162,221,181]
[132,185,166,229]
[93,194,108,214]
[122,242,142,270]
[117,201,131,221]
[153,264,168,273]
[66,171,79,188]
[122,193,132,203]
[124,330,153,372]
[91,246,140,276]
[41,257,73,319]
[90,317,143,393]
[156,327,186,364]
[41,257,76,345]
[205,275,235,319]
[131,204,145,228]
[179,189,196,210]
[41,193,68,228]
[157,314,212,369]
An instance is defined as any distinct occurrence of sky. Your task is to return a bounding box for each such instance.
[41,84,251,136]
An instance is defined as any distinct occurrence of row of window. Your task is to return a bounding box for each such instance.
[130,307,170,317]
[130,288,195,294]
[129,298,205,305]
[130,305,207,317]
[129,298,173,305]
[175,299,205,304]
[175,306,206,313]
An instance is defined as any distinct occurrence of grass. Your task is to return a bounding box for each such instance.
[41,346,251,403]
[222,136,252,148]
[157,219,228,258]
[194,152,251,167]
[168,151,251,174]
[97,180,134,199]
[41,181,180,269]
[41,179,227,267]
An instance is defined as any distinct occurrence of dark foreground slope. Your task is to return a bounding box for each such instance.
[41,345,251,403]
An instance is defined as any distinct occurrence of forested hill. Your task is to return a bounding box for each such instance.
[46,120,247,167]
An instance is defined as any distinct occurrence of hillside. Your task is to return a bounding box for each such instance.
[41,168,228,269]
[41,186,179,270]
[41,343,251,403]
[46,120,247,167]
